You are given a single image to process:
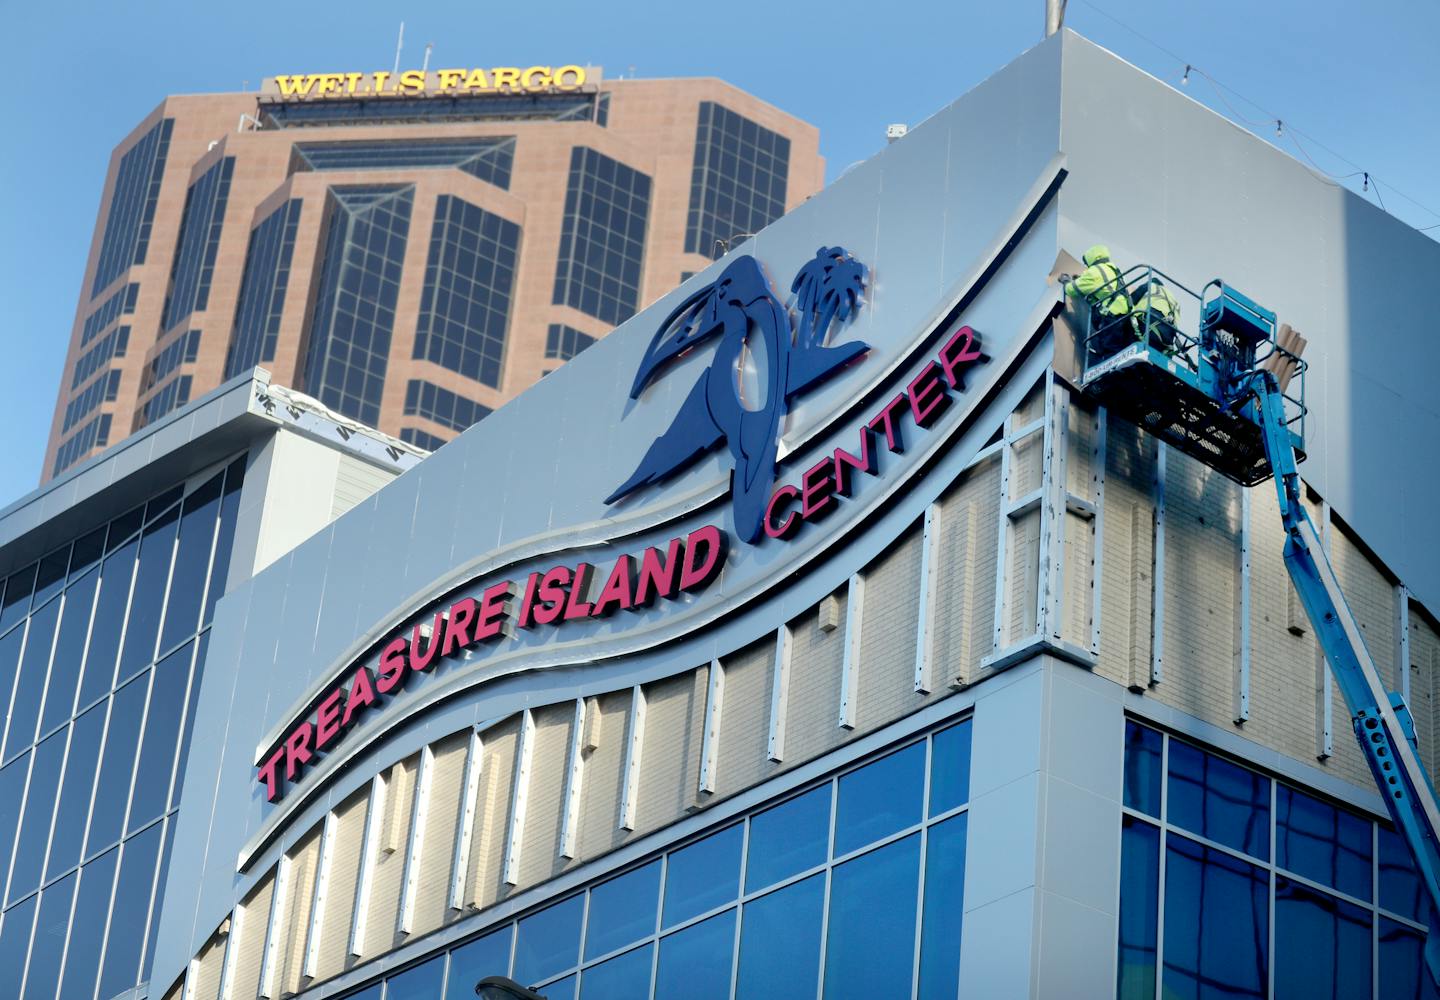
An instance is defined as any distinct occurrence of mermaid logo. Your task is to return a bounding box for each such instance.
[605,247,870,543]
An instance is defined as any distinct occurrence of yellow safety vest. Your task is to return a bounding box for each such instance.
[1068,260,1129,317]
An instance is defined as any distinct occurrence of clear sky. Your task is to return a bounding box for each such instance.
[2,0,1436,507]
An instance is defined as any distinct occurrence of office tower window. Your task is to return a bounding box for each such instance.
[553,147,651,326]
[398,427,447,452]
[0,461,244,1000]
[133,376,193,432]
[92,119,174,297]
[225,199,303,378]
[685,102,790,260]
[402,380,492,434]
[141,330,201,395]
[162,157,235,333]
[301,185,414,426]
[81,283,140,347]
[292,138,516,189]
[62,370,122,434]
[413,195,521,389]
[71,326,130,391]
[260,93,600,129]
[595,91,611,127]
[544,324,596,362]
[1117,719,1429,1000]
[53,416,113,477]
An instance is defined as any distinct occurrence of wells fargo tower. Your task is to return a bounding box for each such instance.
[45,65,822,479]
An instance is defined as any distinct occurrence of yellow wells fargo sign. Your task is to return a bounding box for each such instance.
[262,65,593,99]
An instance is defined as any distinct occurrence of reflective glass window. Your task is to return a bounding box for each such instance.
[87,674,148,857]
[6,598,61,759]
[0,563,37,635]
[226,199,303,378]
[159,472,222,653]
[91,118,173,296]
[662,824,741,928]
[33,546,70,611]
[69,526,106,583]
[736,872,824,998]
[129,641,192,833]
[513,894,583,987]
[1162,834,1268,999]
[834,742,924,857]
[145,488,182,523]
[823,834,921,999]
[541,975,576,999]
[26,870,77,999]
[0,753,28,898]
[1124,720,1163,817]
[0,894,37,993]
[347,987,382,1000]
[46,703,106,881]
[0,629,21,746]
[584,860,660,960]
[143,817,177,982]
[929,719,972,816]
[292,138,515,186]
[40,569,101,736]
[386,955,445,1000]
[1276,784,1371,900]
[162,156,234,332]
[1379,918,1440,1000]
[1167,740,1270,860]
[685,102,790,260]
[745,784,830,892]
[203,459,247,627]
[59,845,118,1000]
[1117,816,1160,1000]
[117,504,180,684]
[79,536,138,709]
[445,926,513,1000]
[97,820,163,1000]
[918,813,967,1000]
[654,910,735,1000]
[172,629,208,811]
[1380,825,1426,923]
[1274,876,1370,1000]
[551,146,651,326]
[107,506,143,553]
[580,943,652,1000]
[9,728,66,904]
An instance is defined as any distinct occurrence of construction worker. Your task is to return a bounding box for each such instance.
[1130,278,1180,352]
[1065,245,1131,358]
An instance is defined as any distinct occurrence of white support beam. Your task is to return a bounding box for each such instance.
[954,503,981,689]
[838,573,865,730]
[619,686,647,830]
[1090,408,1108,655]
[767,625,792,762]
[503,709,535,885]
[1397,584,1412,704]
[397,744,434,933]
[1037,377,1068,641]
[258,853,291,998]
[559,700,586,859]
[348,773,387,957]
[448,731,484,910]
[217,904,243,1000]
[991,414,1014,655]
[699,659,726,795]
[1234,488,1252,723]
[914,504,941,693]
[1316,501,1334,759]
[302,811,337,978]
[1151,443,1168,684]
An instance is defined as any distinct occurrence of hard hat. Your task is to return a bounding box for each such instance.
[1082,245,1111,266]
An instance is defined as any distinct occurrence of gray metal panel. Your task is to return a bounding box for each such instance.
[1056,30,1440,611]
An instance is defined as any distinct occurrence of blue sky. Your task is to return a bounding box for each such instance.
[2,0,1436,507]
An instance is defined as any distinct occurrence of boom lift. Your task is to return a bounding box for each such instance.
[1077,265,1440,983]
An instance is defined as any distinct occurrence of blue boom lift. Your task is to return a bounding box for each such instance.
[1076,265,1440,983]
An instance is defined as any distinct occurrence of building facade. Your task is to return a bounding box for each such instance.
[7,30,1440,1000]
[45,67,822,479]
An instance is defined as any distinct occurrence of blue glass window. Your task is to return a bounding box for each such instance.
[116,503,180,683]
[69,527,106,584]
[301,185,414,425]
[552,147,651,326]
[33,547,69,610]
[128,640,193,834]
[40,569,99,737]
[70,324,130,391]
[1274,877,1371,1000]
[736,872,825,998]
[5,597,62,760]
[59,846,118,1000]
[824,834,921,998]
[139,329,202,396]
[261,93,598,128]
[134,373,194,430]
[1167,739,1270,860]
[159,472,224,653]
[92,118,173,296]
[1162,834,1268,999]
[400,427,448,451]
[1276,784,1371,901]
[834,741,925,856]
[81,282,139,348]
[745,784,830,892]
[1124,720,1163,817]
[685,102,790,260]
[78,533,139,709]
[580,943,652,1000]
[226,199,303,378]
[1379,918,1440,1000]
[0,753,28,899]
[86,674,148,858]
[0,894,37,992]
[1118,816,1160,1000]
[0,564,36,635]
[97,820,163,1000]
[1380,825,1426,923]
[585,861,660,961]
[663,824,742,928]
[929,719,972,816]
[918,813,967,1000]
[513,894,583,987]
[445,926,513,1000]
[62,369,122,434]
[413,195,520,389]
[545,325,596,362]
[203,458,247,627]
[293,138,515,188]
[53,411,116,476]
[403,381,492,435]
[655,910,735,1000]
[27,870,78,996]
[46,703,106,881]
[386,955,445,1000]
[162,156,235,332]
[8,730,66,904]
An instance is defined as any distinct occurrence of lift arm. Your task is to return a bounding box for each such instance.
[1243,368,1440,979]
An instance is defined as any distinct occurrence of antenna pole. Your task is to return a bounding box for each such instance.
[421,42,433,75]
[392,21,405,76]
[1045,0,1066,36]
